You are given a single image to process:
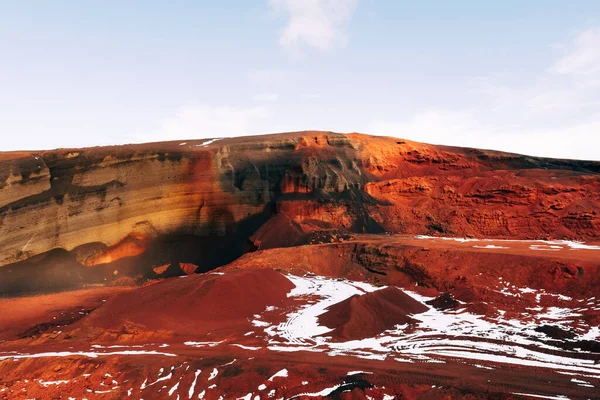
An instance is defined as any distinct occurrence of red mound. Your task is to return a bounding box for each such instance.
[319,287,429,341]
[249,214,308,249]
[79,268,294,336]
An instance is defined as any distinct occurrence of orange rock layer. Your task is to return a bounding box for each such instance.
[0,131,599,294]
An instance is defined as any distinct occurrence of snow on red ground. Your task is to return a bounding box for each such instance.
[0,237,599,399]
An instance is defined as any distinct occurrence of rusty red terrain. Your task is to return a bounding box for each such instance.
[0,132,599,399]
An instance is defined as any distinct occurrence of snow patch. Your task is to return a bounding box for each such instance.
[196,138,220,147]
[268,369,288,381]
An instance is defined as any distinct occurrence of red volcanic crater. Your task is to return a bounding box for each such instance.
[319,287,429,341]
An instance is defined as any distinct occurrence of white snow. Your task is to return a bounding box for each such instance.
[558,240,600,250]
[92,344,144,349]
[414,235,600,251]
[183,341,224,348]
[196,138,220,147]
[38,379,70,387]
[581,326,600,341]
[415,235,478,243]
[230,344,261,351]
[188,369,201,399]
[511,393,570,399]
[266,274,384,345]
[255,273,600,378]
[268,369,288,381]
[570,378,594,387]
[168,381,179,396]
[530,245,561,251]
[0,349,176,361]
[140,367,174,390]
[208,368,218,381]
[290,383,350,398]
[536,307,581,320]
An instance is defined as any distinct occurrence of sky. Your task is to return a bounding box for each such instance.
[1,1,599,160]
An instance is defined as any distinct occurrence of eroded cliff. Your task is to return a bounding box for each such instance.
[1,131,599,294]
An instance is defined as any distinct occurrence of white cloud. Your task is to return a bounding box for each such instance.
[370,28,600,161]
[371,109,481,148]
[370,110,600,160]
[552,28,600,87]
[269,0,357,54]
[252,92,280,102]
[129,104,273,143]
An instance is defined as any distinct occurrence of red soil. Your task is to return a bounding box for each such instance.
[319,287,429,341]
[0,286,134,341]
[223,235,600,328]
[2,345,595,400]
[77,268,295,337]
[1,132,599,398]
[0,261,598,399]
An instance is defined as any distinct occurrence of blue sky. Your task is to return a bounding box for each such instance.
[1,1,599,159]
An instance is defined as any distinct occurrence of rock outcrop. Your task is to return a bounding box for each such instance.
[1,131,599,294]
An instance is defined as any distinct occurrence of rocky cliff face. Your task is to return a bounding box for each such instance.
[1,131,599,294]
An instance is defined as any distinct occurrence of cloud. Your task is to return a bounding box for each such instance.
[370,110,600,161]
[370,110,600,160]
[129,104,273,143]
[370,28,600,161]
[269,0,357,54]
[370,110,490,152]
[252,92,280,102]
[551,28,600,87]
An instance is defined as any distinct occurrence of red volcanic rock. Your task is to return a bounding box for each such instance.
[179,262,198,275]
[78,268,294,336]
[249,213,308,249]
[426,292,460,310]
[2,133,600,400]
[0,131,599,294]
[224,234,600,324]
[152,264,170,275]
[82,232,149,266]
[319,287,429,341]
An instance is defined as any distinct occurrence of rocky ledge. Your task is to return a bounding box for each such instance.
[1,131,599,294]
